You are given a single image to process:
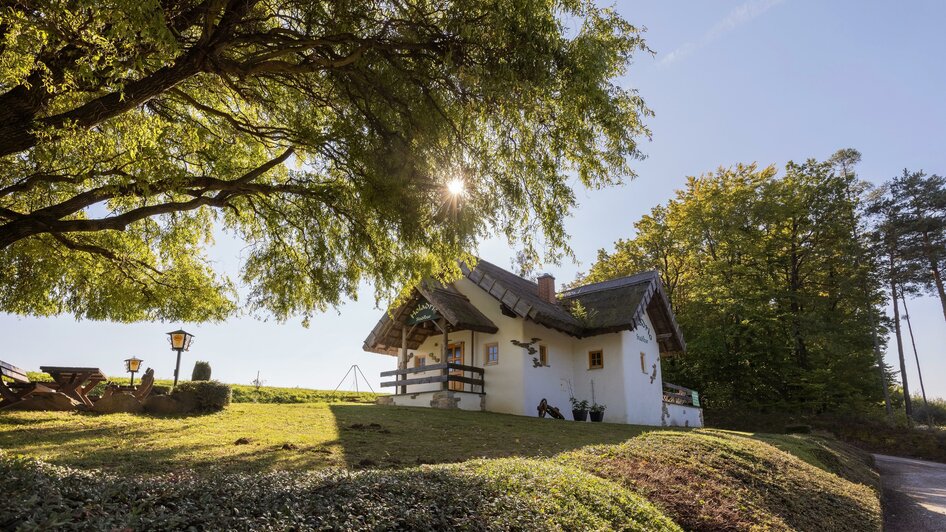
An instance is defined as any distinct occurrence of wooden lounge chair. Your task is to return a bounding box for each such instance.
[0,361,55,410]
[101,368,155,401]
[133,368,155,401]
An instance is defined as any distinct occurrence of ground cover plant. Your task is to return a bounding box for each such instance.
[0,453,680,531]
[562,430,881,532]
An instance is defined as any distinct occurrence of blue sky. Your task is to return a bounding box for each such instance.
[2,0,944,400]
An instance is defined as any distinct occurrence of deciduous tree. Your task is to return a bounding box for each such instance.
[0,0,651,322]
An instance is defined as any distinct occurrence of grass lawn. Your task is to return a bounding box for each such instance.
[0,402,656,475]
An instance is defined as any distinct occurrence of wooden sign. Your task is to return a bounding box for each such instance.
[407,301,439,325]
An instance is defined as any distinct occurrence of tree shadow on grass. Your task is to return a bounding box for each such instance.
[327,403,653,470]
[0,410,338,475]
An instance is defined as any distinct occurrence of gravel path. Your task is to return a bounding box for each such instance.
[874,454,946,532]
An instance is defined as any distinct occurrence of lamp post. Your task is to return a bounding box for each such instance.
[124,356,143,386]
[166,329,194,389]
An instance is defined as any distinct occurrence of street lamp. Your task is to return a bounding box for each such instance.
[166,329,195,388]
[124,356,143,386]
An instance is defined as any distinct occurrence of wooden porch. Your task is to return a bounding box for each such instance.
[380,363,485,395]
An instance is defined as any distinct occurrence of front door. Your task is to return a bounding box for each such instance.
[447,342,464,391]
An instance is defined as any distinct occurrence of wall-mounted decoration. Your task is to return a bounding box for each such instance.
[511,338,548,368]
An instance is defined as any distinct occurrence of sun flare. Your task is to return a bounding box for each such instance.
[447,178,465,196]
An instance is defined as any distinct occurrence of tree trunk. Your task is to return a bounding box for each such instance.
[921,231,946,323]
[889,269,912,417]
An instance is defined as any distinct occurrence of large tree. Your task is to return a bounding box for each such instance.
[0,0,651,322]
[580,156,886,413]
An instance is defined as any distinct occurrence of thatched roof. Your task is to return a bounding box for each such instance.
[559,272,686,353]
[362,281,498,356]
[363,259,685,355]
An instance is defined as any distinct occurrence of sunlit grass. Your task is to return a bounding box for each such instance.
[0,403,657,475]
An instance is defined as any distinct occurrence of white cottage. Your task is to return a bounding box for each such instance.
[363,259,703,427]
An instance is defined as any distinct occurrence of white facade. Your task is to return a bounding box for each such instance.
[387,277,703,427]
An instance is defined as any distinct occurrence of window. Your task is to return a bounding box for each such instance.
[485,343,499,365]
[415,356,426,368]
[538,345,548,366]
[588,350,603,369]
[640,352,646,374]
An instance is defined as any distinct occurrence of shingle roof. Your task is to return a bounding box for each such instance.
[363,258,686,355]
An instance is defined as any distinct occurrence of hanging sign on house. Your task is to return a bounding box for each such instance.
[407,300,440,325]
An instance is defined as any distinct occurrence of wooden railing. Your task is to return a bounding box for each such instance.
[380,363,485,394]
[663,382,700,407]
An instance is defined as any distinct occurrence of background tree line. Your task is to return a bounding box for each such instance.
[579,149,945,418]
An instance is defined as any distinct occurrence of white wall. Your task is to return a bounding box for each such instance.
[521,320,578,418]
[663,403,704,427]
[571,332,627,423]
[620,311,666,426]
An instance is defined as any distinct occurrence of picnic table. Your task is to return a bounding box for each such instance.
[1,361,55,410]
[39,366,107,407]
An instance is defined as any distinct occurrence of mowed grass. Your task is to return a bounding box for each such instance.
[0,403,654,475]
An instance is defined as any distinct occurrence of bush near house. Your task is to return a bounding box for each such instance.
[172,381,231,412]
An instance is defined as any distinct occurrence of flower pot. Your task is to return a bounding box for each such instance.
[572,409,588,421]
[590,411,604,422]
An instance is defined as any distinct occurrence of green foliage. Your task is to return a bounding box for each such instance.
[0,453,679,531]
[590,402,607,413]
[190,361,211,381]
[582,156,885,414]
[172,381,231,412]
[562,430,881,532]
[0,1,653,323]
[569,397,589,411]
[911,396,946,426]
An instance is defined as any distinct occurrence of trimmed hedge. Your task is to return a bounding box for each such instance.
[172,380,231,412]
[0,453,679,531]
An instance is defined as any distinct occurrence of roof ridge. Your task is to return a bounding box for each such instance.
[559,270,658,297]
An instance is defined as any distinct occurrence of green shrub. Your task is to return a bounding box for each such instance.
[911,396,946,426]
[191,361,212,381]
[151,385,171,396]
[172,381,231,412]
[0,453,679,531]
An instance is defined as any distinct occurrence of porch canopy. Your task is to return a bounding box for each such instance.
[363,281,498,356]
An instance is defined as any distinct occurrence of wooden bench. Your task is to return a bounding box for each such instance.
[0,361,54,410]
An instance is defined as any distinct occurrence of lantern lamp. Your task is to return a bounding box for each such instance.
[124,356,143,386]
[166,329,195,388]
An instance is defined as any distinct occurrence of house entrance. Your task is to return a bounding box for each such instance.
[446,342,464,391]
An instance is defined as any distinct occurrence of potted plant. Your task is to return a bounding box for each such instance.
[590,402,606,422]
[570,397,589,421]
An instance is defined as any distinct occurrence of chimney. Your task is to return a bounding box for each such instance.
[537,273,556,303]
